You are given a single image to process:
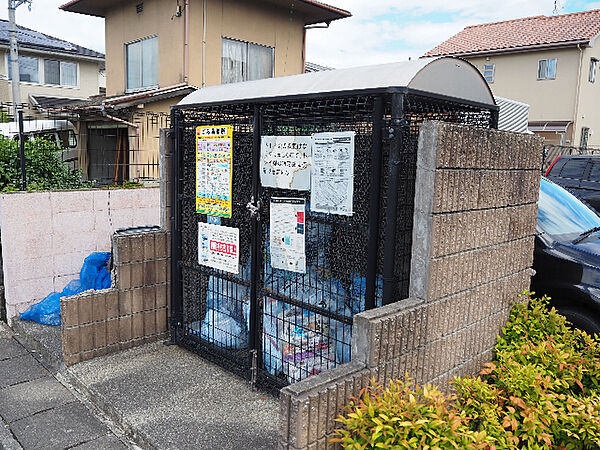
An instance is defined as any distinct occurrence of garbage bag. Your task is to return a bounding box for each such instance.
[198,308,249,349]
[20,252,111,326]
[195,262,251,349]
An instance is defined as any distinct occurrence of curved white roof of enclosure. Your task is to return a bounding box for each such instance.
[178,57,496,107]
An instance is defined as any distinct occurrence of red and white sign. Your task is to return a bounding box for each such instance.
[209,240,237,256]
[198,222,239,274]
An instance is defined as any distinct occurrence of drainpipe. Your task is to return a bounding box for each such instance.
[103,111,141,180]
[8,0,22,120]
[202,0,207,87]
[573,43,584,145]
[301,26,306,72]
[184,0,190,84]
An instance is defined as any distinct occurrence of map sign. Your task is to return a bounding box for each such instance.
[270,198,306,273]
[310,132,355,216]
[260,136,312,190]
[196,125,233,218]
[198,222,239,274]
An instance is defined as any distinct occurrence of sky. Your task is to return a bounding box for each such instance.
[2,0,600,69]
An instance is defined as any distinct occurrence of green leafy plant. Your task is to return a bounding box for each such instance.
[104,180,143,189]
[332,379,490,449]
[333,294,600,449]
[0,136,91,191]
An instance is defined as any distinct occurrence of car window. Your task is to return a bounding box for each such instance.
[559,159,587,179]
[538,178,600,237]
[589,162,600,181]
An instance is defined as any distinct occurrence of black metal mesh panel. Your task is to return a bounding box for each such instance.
[257,96,377,388]
[177,105,254,371]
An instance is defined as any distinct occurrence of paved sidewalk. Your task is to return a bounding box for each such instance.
[68,342,280,449]
[0,322,129,450]
[7,320,280,449]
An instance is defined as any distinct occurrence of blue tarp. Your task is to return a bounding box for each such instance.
[20,252,111,326]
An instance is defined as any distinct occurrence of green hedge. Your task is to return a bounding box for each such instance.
[332,295,600,449]
[0,137,91,191]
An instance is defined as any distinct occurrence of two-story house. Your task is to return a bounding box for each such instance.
[425,10,600,148]
[0,19,104,111]
[60,0,350,184]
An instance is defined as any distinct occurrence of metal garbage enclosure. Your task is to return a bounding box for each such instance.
[169,57,499,392]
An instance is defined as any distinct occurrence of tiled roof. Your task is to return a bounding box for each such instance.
[30,95,89,109]
[0,19,104,59]
[425,9,600,57]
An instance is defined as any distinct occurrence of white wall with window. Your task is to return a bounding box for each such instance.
[537,58,557,80]
[7,53,79,87]
[125,36,158,92]
[221,38,274,84]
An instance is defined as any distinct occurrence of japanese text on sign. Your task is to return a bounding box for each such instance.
[310,131,355,216]
[270,198,306,273]
[260,136,312,190]
[198,222,239,274]
[196,125,233,218]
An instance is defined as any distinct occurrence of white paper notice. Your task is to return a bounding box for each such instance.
[310,131,355,216]
[270,198,306,273]
[198,223,239,274]
[260,136,312,190]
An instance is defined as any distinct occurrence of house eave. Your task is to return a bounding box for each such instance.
[60,0,351,24]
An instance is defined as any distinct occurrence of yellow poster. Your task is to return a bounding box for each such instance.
[195,125,233,218]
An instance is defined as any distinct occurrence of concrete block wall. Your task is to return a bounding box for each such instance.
[61,230,169,366]
[0,187,160,322]
[279,121,543,449]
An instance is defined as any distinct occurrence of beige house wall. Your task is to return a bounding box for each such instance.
[468,46,600,148]
[104,0,185,96]
[572,44,600,148]
[104,0,306,96]
[0,49,102,102]
[468,49,579,128]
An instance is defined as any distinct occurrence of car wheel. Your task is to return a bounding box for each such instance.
[558,308,600,336]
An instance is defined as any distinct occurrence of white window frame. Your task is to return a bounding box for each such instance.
[125,35,159,93]
[537,58,557,80]
[590,58,598,83]
[6,53,41,84]
[482,64,495,83]
[6,53,80,88]
[42,59,79,88]
[221,37,274,84]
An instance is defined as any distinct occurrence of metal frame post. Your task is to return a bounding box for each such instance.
[249,104,262,386]
[381,93,406,305]
[490,108,499,130]
[18,110,26,190]
[169,108,184,343]
[364,96,384,310]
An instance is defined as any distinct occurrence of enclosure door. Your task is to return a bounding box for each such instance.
[175,115,256,377]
